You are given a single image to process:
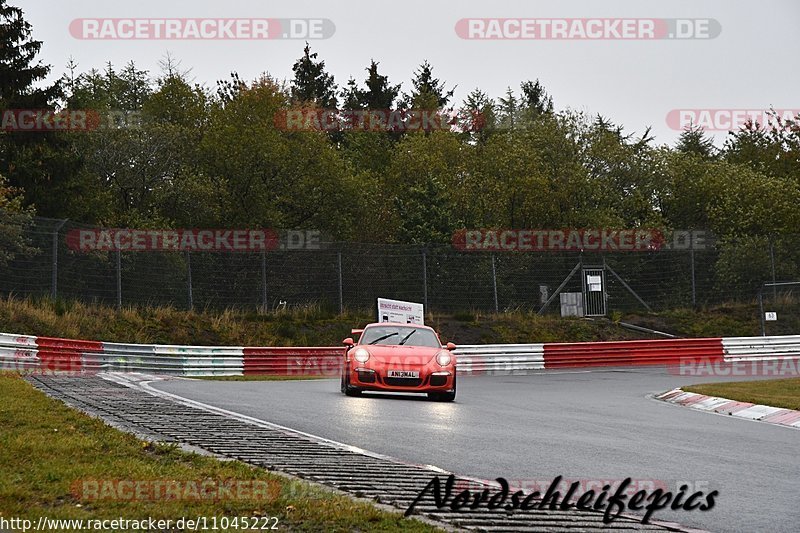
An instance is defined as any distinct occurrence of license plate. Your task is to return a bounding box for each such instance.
[387,370,419,379]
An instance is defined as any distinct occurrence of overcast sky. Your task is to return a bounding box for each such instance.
[23,0,800,145]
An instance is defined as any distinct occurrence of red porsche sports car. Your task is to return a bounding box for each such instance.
[340,323,457,401]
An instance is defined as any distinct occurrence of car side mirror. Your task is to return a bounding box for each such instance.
[446,342,456,351]
[343,337,354,346]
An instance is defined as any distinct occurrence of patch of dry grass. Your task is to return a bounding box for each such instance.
[5,295,790,348]
[684,377,800,411]
[0,296,369,346]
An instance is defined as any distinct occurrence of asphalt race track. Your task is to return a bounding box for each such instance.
[153,368,800,533]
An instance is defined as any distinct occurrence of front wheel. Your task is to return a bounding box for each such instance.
[342,367,362,397]
[428,375,456,402]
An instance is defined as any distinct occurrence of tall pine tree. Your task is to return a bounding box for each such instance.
[0,0,70,218]
[677,125,717,159]
[359,60,400,110]
[0,0,60,107]
[460,88,496,142]
[519,79,553,117]
[290,43,337,109]
[405,61,455,110]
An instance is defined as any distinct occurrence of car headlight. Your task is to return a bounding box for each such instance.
[353,348,370,363]
[435,350,452,366]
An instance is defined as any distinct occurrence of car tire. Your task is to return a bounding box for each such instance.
[342,368,362,397]
[428,375,456,402]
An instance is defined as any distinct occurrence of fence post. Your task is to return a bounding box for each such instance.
[51,219,68,300]
[491,254,499,313]
[116,251,122,309]
[422,249,428,309]
[690,247,696,307]
[186,251,194,310]
[769,237,777,299]
[337,251,344,314]
[261,250,268,313]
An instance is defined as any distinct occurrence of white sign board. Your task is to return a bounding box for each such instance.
[587,275,602,292]
[377,298,424,325]
[765,312,778,321]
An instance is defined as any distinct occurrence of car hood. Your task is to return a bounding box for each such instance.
[357,344,442,364]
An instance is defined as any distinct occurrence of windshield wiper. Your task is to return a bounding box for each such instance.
[398,330,416,345]
[368,332,398,345]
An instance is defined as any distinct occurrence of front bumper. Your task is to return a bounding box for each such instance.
[350,366,455,392]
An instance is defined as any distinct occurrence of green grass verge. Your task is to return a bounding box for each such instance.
[0,373,440,532]
[683,377,800,411]
[0,296,368,347]
[624,299,800,338]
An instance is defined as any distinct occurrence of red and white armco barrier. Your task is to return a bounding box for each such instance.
[0,333,245,376]
[0,333,39,371]
[243,347,343,376]
[0,333,102,373]
[0,332,340,376]
[454,339,724,373]
[455,344,544,373]
[722,336,800,362]
[1,332,798,377]
[543,338,724,368]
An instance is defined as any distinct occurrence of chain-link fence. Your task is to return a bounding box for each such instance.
[1,217,799,314]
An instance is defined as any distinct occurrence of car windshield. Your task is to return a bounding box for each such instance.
[360,326,441,348]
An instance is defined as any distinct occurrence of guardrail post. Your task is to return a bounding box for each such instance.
[491,254,499,313]
[186,251,194,310]
[337,251,343,314]
[422,249,428,309]
[116,251,122,309]
[51,219,68,300]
